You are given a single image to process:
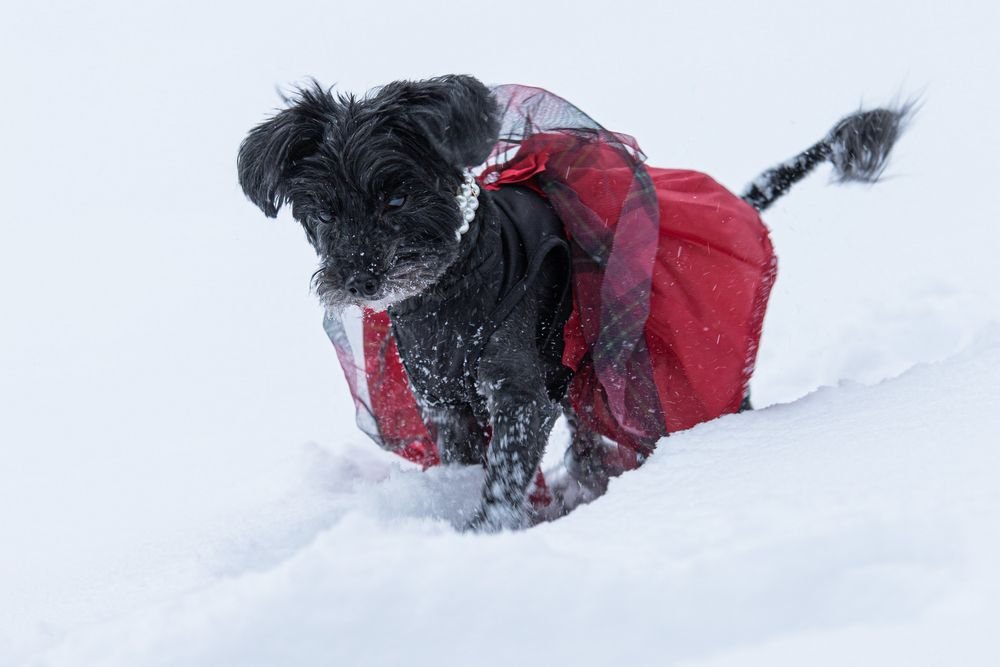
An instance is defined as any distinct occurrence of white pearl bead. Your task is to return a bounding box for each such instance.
[455,169,478,235]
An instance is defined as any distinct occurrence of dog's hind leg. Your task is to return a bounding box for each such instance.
[561,400,614,498]
[541,400,646,518]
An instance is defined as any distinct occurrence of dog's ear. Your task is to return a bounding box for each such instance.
[385,75,500,169]
[237,90,330,217]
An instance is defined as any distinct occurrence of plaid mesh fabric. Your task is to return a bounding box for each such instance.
[481,85,667,462]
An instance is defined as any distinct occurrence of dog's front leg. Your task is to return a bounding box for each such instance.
[465,313,558,532]
[421,404,488,466]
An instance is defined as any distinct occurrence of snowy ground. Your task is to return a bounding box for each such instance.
[2,2,1000,665]
[17,333,1000,667]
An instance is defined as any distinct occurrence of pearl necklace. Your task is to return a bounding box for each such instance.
[454,169,480,240]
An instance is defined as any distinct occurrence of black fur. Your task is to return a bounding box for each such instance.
[742,101,914,211]
[239,76,502,311]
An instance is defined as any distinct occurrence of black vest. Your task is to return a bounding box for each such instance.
[388,186,572,408]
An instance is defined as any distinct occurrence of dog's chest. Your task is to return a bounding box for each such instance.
[388,186,571,409]
[389,298,496,408]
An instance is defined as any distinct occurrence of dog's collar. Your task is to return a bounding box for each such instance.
[454,169,480,240]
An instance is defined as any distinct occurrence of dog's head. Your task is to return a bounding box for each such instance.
[238,75,500,310]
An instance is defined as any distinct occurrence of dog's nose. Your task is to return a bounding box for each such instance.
[345,271,380,299]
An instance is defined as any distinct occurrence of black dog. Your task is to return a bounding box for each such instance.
[238,75,909,531]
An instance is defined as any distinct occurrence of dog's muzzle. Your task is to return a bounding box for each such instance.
[344,271,381,299]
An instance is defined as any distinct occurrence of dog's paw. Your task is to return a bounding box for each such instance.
[462,500,530,533]
[535,465,602,522]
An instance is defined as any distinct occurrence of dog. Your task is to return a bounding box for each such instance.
[238,75,910,531]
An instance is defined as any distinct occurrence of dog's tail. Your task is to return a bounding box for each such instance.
[741,101,916,212]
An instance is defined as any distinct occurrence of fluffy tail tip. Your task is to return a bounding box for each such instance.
[826,99,917,183]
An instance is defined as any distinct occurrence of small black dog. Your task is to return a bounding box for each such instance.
[238,75,909,531]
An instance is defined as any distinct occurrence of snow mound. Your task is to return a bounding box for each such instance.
[25,333,1000,667]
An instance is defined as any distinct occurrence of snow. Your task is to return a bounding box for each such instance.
[15,336,1000,666]
[2,1,1000,665]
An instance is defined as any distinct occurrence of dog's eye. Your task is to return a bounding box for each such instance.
[315,211,334,224]
[384,195,407,211]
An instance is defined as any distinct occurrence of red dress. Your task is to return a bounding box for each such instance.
[323,84,777,479]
